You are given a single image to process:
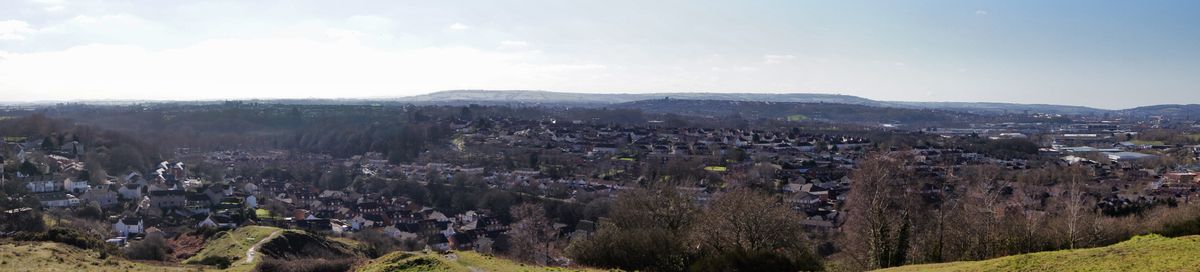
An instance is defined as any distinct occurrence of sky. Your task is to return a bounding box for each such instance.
[0,0,1197,109]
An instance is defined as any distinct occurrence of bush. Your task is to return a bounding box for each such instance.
[688,249,821,272]
[0,210,46,233]
[14,225,120,257]
[123,234,170,261]
[193,255,234,269]
[73,204,104,220]
[1157,216,1200,238]
[40,227,105,250]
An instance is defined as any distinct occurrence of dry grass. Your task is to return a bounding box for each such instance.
[878,234,1200,272]
[357,250,608,272]
[0,241,209,272]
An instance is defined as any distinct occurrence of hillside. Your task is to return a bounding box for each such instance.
[0,241,206,272]
[398,90,1109,115]
[183,226,364,271]
[183,226,282,271]
[877,234,1200,272]
[610,99,977,125]
[1120,104,1200,119]
[358,250,603,272]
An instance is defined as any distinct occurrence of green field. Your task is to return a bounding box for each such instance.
[2,136,27,143]
[878,234,1200,272]
[359,250,604,272]
[786,114,809,121]
[1130,140,1166,146]
[704,166,728,172]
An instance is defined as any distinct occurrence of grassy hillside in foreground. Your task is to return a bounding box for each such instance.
[183,225,366,271]
[878,234,1200,272]
[0,241,207,272]
[183,226,283,271]
[357,250,606,272]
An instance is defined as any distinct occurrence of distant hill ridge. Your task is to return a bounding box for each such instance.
[400,90,1110,115]
[609,99,977,124]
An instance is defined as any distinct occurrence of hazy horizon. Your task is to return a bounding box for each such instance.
[0,89,1177,110]
[2,0,1198,108]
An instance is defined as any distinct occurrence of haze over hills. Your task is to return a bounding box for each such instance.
[1119,104,1200,119]
[399,90,1110,115]
[609,99,979,125]
[5,90,1195,119]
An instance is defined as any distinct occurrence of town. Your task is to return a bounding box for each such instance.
[2,100,1199,271]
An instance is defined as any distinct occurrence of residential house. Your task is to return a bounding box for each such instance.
[113,217,144,237]
[197,214,238,229]
[148,189,186,210]
[244,194,258,209]
[63,178,90,194]
[36,192,80,208]
[118,183,143,200]
[81,185,119,207]
[24,176,60,193]
[186,193,213,214]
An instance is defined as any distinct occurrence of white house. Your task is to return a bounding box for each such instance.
[243,183,259,194]
[25,179,60,193]
[37,192,81,208]
[349,214,377,230]
[63,178,90,193]
[244,195,258,209]
[330,219,351,234]
[118,183,143,200]
[197,215,237,229]
[113,217,144,237]
[81,187,119,207]
[383,225,418,240]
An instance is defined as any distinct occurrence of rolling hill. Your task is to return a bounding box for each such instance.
[183,226,366,271]
[610,98,978,125]
[398,90,1110,115]
[1120,104,1200,119]
[877,234,1200,272]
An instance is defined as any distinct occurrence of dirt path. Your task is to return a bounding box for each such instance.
[245,230,282,264]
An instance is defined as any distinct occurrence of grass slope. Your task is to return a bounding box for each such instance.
[358,250,605,272]
[0,241,206,272]
[184,226,282,271]
[878,234,1200,272]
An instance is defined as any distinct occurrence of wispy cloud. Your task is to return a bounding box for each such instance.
[975,10,988,16]
[498,40,529,50]
[0,38,607,101]
[0,20,36,41]
[763,54,795,64]
[28,0,66,13]
[447,22,470,30]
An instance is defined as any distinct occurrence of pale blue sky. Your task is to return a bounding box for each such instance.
[0,0,1197,108]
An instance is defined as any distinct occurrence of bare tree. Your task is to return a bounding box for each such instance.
[1058,166,1094,249]
[691,189,814,262]
[957,165,1009,259]
[507,203,555,265]
[566,188,698,271]
[841,152,917,270]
